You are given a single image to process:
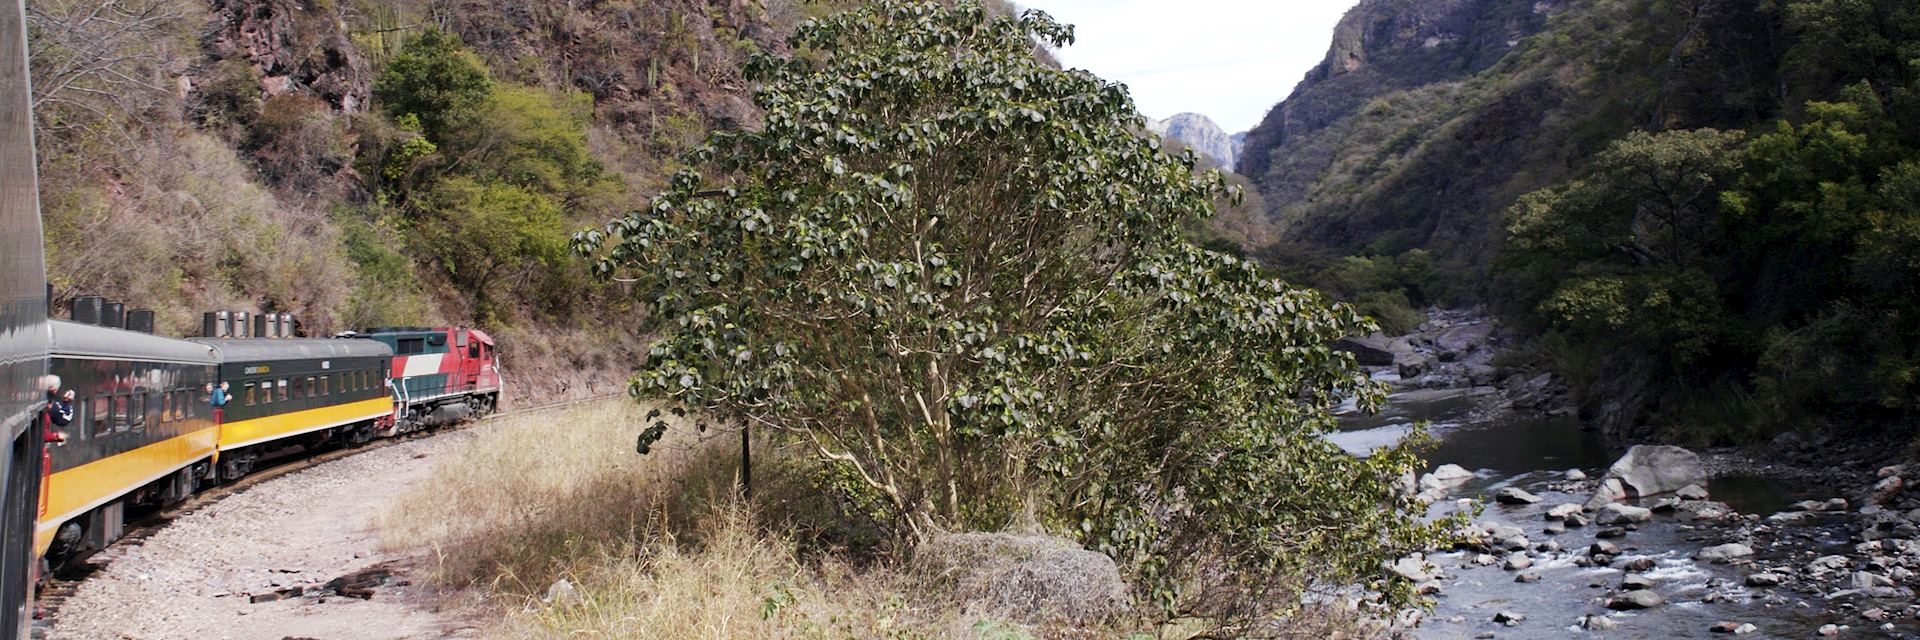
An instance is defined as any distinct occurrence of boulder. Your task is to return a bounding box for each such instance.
[1600,445,1707,500]
[1544,504,1583,521]
[1493,610,1525,626]
[1334,336,1396,367]
[1583,615,1619,630]
[1494,487,1542,505]
[1697,543,1754,564]
[1430,464,1475,483]
[1585,478,1628,510]
[1606,589,1665,610]
[1387,555,1434,583]
[1597,503,1653,525]
[1589,541,1620,556]
[1504,554,1534,571]
[1435,323,1494,359]
[1565,468,1588,481]
[1543,521,1566,535]
[1852,571,1895,589]
[1514,571,1541,583]
[1676,484,1710,500]
[1767,511,1817,525]
[1618,555,1656,572]
[915,532,1129,624]
[1621,574,1656,590]
[1744,572,1783,587]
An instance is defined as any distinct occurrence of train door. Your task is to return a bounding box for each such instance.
[455,330,480,394]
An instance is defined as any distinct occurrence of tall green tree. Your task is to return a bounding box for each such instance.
[373,28,493,145]
[579,0,1456,625]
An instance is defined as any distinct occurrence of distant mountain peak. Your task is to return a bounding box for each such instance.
[1146,112,1244,172]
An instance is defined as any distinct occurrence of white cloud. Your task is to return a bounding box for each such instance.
[1018,1,1361,133]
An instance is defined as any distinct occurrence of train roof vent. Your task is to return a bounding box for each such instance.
[202,311,230,338]
[70,296,104,325]
[125,309,156,334]
[102,302,125,329]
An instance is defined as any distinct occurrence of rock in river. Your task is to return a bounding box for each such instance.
[1334,336,1395,367]
[1597,503,1653,525]
[1697,543,1754,564]
[1545,503,1582,520]
[1589,445,1706,506]
[1494,487,1542,505]
[1430,463,1474,483]
[1607,589,1665,610]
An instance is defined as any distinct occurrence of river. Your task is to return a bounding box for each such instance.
[1334,385,1912,639]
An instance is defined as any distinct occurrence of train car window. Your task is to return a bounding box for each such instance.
[306,376,317,398]
[277,379,289,402]
[160,393,171,424]
[468,343,479,358]
[174,390,187,420]
[89,397,106,439]
[129,394,145,433]
[319,376,330,396]
[147,391,161,429]
[112,395,129,433]
[398,338,425,355]
[245,382,257,406]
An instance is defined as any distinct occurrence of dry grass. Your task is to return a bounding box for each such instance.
[381,401,1389,639]
[379,401,734,590]
[380,401,1033,639]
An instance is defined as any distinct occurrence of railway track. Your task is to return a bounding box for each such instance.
[33,392,622,618]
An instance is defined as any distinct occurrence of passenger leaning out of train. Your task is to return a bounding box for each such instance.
[208,381,229,422]
[42,385,72,444]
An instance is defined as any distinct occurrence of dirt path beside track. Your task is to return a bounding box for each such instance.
[45,431,485,640]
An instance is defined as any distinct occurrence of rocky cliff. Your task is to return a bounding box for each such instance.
[1235,0,1788,292]
[1236,0,1559,281]
[1146,112,1239,170]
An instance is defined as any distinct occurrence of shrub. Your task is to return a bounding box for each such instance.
[578,0,1457,627]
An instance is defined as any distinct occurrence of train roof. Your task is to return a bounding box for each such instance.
[50,320,218,365]
[189,337,393,363]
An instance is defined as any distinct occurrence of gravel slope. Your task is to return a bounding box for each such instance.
[46,432,484,640]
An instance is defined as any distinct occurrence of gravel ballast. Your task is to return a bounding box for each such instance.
[47,433,482,640]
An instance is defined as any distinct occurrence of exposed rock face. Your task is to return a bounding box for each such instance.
[1237,0,1558,272]
[204,0,372,113]
[1146,112,1239,170]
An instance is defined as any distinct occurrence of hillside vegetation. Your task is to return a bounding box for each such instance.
[26,0,847,400]
[1237,0,1920,444]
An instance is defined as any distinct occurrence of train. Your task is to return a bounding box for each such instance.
[2,0,51,636]
[34,313,504,563]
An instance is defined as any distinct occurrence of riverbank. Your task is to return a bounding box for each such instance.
[1345,310,1920,638]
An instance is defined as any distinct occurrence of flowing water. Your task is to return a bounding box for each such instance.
[1334,387,1912,639]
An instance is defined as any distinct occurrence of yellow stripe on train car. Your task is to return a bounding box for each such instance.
[217,397,390,451]
[33,423,219,554]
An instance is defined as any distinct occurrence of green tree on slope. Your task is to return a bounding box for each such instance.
[579,0,1456,626]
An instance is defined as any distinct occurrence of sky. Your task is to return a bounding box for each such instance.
[1017,1,1362,134]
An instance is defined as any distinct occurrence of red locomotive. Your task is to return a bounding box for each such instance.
[355,327,502,435]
